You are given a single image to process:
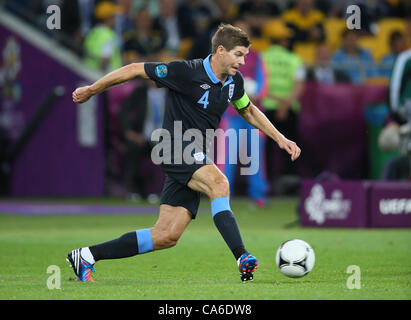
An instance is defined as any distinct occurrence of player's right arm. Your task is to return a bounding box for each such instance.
[72,63,149,104]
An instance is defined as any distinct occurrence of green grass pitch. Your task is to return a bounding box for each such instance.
[0,198,410,300]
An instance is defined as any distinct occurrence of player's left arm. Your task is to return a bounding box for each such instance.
[237,101,301,161]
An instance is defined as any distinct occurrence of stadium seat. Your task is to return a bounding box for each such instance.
[250,37,271,52]
[378,18,406,37]
[293,42,317,65]
[324,18,346,51]
[261,18,284,39]
[358,36,387,61]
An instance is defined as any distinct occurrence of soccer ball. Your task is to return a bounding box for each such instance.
[275,239,315,278]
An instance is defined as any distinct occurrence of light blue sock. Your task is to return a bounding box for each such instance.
[136,228,154,254]
[211,196,231,217]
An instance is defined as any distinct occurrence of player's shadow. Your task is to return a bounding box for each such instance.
[262,279,329,285]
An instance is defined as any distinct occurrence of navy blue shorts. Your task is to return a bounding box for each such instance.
[160,175,201,219]
[159,161,209,219]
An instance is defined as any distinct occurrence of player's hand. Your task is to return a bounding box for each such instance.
[72,86,93,104]
[278,136,301,161]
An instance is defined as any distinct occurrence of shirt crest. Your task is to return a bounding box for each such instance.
[228,83,235,102]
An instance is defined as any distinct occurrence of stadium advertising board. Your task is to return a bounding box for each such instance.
[369,182,411,227]
[300,180,411,228]
[299,180,370,227]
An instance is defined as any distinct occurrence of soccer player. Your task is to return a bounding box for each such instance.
[68,23,301,282]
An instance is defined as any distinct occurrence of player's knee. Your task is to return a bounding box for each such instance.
[210,177,230,199]
[162,232,179,248]
[155,229,180,249]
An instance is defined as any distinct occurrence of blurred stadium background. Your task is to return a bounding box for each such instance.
[0,0,410,224]
[1,0,411,301]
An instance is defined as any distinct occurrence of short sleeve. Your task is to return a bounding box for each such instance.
[144,60,192,93]
[231,71,251,110]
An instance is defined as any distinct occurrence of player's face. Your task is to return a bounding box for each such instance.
[222,46,249,76]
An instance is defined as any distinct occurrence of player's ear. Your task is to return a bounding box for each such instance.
[216,45,227,57]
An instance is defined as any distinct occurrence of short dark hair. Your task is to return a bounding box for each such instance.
[389,30,404,46]
[211,23,250,54]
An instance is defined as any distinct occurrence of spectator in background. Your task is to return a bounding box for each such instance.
[213,0,239,25]
[76,0,95,38]
[92,1,134,50]
[118,81,166,200]
[323,0,350,18]
[325,0,398,20]
[385,0,411,18]
[331,29,378,84]
[352,1,393,35]
[25,0,63,27]
[59,0,84,55]
[113,0,134,49]
[118,82,150,199]
[123,7,166,64]
[380,48,411,180]
[380,30,407,78]
[187,10,214,59]
[187,0,241,59]
[314,0,333,16]
[306,43,350,83]
[261,20,305,193]
[131,0,159,17]
[238,0,280,37]
[405,18,411,48]
[389,48,411,125]
[83,1,123,72]
[219,20,269,208]
[177,0,213,39]
[282,0,325,44]
[153,0,181,57]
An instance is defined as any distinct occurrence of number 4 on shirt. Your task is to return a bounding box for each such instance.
[197,91,209,109]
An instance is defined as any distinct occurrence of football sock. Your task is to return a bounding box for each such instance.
[88,229,153,262]
[211,197,247,260]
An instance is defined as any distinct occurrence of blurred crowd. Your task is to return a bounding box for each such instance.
[4,0,411,83]
[3,0,411,199]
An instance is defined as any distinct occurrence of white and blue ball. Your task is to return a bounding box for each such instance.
[276,239,315,278]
